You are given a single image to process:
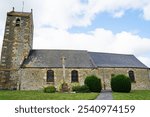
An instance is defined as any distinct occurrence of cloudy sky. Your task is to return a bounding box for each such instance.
[0,0,150,67]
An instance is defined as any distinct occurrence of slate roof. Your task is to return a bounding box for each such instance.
[22,49,148,69]
[22,50,95,68]
[89,52,148,68]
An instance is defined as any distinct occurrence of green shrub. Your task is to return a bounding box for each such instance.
[71,82,80,87]
[111,74,131,93]
[84,75,102,92]
[72,85,90,93]
[43,86,56,93]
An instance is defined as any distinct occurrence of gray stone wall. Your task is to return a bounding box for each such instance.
[98,68,150,90]
[19,68,98,90]
[18,67,150,91]
[0,70,18,89]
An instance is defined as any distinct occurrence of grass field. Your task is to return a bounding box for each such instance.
[113,90,150,100]
[1,90,150,100]
[0,90,99,100]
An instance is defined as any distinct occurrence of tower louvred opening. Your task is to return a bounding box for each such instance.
[16,18,21,26]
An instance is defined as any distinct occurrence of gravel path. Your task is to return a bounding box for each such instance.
[95,90,113,100]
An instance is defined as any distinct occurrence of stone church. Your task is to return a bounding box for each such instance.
[0,9,150,90]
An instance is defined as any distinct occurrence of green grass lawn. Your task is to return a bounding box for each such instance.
[113,90,150,100]
[0,90,99,100]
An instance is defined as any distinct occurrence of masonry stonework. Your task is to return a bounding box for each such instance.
[18,68,150,91]
[19,68,98,90]
[97,68,150,90]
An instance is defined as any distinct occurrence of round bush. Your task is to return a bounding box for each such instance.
[111,74,131,93]
[84,75,102,92]
[43,86,56,93]
[72,85,90,93]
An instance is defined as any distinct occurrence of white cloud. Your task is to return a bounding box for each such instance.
[0,0,150,29]
[34,0,150,29]
[138,56,150,67]
[111,32,150,55]
[112,10,125,18]
[33,28,114,51]
[143,4,150,20]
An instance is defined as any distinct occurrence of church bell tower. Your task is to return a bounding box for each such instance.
[0,8,34,89]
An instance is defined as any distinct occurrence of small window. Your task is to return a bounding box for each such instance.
[16,18,20,26]
[47,70,54,82]
[71,70,78,82]
[128,70,135,82]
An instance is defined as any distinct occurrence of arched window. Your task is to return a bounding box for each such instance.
[47,70,54,82]
[128,70,135,82]
[16,18,20,26]
[71,70,78,82]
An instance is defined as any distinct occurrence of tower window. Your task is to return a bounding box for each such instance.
[71,70,78,82]
[47,70,54,82]
[128,70,135,82]
[16,18,21,26]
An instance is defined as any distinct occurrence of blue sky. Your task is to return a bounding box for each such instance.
[0,0,150,67]
[69,9,150,38]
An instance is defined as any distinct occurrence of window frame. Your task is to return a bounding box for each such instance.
[71,70,78,82]
[128,70,135,83]
[47,70,54,82]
